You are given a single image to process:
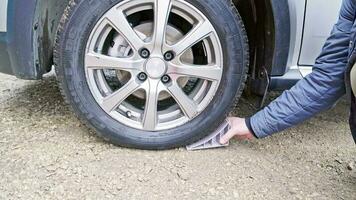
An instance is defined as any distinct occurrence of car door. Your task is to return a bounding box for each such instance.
[298,0,343,76]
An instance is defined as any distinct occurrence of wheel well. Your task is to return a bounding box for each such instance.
[233,0,289,94]
[35,0,287,87]
[34,0,70,75]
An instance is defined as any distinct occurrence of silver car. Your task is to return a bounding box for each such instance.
[0,0,343,149]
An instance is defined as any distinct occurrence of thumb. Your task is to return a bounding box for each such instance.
[220,128,236,144]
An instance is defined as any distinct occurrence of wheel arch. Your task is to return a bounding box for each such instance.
[35,0,291,82]
[232,0,291,94]
[33,0,70,77]
[0,0,70,79]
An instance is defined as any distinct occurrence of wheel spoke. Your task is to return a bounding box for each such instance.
[167,63,222,81]
[85,53,143,71]
[142,79,161,130]
[100,79,140,113]
[170,21,214,57]
[167,82,198,119]
[105,8,144,51]
[152,0,172,54]
[85,1,224,131]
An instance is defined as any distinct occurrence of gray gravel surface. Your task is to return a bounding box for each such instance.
[0,73,355,200]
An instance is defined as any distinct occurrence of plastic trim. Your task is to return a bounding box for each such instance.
[269,0,291,76]
[269,67,303,91]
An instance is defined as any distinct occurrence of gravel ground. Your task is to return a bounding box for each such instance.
[0,73,355,200]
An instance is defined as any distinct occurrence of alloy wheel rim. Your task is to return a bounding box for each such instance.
[85,0,223,131]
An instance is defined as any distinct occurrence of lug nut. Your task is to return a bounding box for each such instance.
[161,75,171,84]
[138,72,148,81]
[139,48,150,58]
[164,51,175,61]
[126,111,133,118]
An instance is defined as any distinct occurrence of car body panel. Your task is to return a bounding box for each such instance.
[0,0,10,74]
[0,0,39,79]
[297,0,342,78]
[32,0,70,77]
[268,0,305,91]
[0,0,69,80]
[351,62,356,143]
[0,0,8,32]
[272,0,343,90]
[352,63,356,96]
[286,0,305,72]
[269,0,291,76]
[285,0,342,79]
[299,0,343,66]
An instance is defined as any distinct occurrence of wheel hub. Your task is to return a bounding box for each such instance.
[144,57,167,79]
[109,22,191,101]
[85,0,223,131]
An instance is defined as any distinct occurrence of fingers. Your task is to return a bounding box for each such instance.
[220,119,236,144]
[220,129,237,144]
[219,117,255,144]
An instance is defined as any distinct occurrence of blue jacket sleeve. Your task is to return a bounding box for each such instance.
[249,0,356,138]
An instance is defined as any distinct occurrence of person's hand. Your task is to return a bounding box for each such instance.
[220,117,255,144]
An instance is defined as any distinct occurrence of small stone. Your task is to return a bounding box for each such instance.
[177,172,189,181]
[116,185,123,191]
[137,176,144,182]
[334,159,342,164]
[325,164,334,170]
[347,162,354,171]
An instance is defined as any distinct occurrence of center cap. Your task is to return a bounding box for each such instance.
[144,57,167,79]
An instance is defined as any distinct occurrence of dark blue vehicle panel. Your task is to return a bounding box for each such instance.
[0,0,38,79]
[0,41,13,74]
[0,0,68,80]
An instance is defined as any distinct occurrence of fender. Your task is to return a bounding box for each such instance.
[0,0,38,79]
[269,0,291,76]
[241,0,291,94]
[0,0,7,32]
[33,0,70,78]
[0,0,69,79]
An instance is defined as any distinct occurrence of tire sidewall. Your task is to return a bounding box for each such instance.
[56,0,248,149]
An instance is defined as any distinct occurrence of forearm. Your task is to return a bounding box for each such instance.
[250,24,352,138]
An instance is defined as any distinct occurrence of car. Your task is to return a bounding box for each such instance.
[0,0,344,149]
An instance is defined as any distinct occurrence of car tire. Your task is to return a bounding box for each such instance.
[54,0,249,150]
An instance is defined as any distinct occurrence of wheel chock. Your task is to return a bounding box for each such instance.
[186,120,231,151]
